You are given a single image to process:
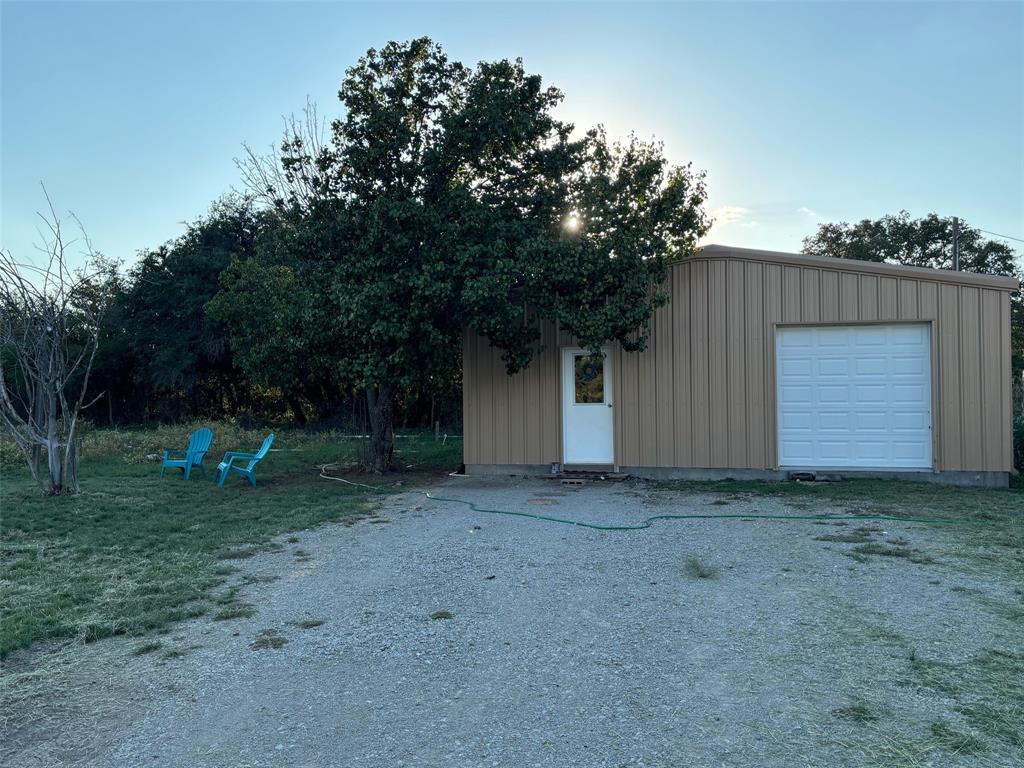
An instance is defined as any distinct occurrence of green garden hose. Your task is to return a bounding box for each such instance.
[316,465,976,530]
[415,491,976,530]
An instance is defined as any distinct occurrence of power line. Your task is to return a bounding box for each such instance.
[977,228,1024,244]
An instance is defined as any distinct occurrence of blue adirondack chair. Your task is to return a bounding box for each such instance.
[160,427,214,480]
[216,433,275,487]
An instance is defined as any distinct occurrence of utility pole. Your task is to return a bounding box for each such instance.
[952,216,960,270]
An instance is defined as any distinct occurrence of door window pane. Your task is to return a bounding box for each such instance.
[574,354,604,404]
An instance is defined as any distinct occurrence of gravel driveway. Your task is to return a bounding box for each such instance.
[4,477,1021,767]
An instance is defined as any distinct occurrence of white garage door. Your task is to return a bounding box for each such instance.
[776,324,932,469]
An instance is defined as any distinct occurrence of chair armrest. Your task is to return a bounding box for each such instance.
[163,449,186,459]
[221,451,257,462]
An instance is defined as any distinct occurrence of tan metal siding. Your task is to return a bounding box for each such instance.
[463,250,1016,472]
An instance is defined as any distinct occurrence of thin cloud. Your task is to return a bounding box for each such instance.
[798,206,818,218]
[711,205,751,226]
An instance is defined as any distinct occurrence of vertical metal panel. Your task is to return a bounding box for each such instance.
[673,262,693,467]
[782,266,801,322]
[840,273,859,319]
[526,329,542,463]
[820,271,839,322]
[507,345,525,464]
[879,277,898,319]
[763,263,782,468]
[744,261,766,468]
[727,260,748,467]
[477,335,495,464]
[801,269,821,322]
[654,299,675,466]
[620,325,640,465]
[859,275,879,320]
[708,260,729,466]
[959,287,982,466]
[898,279,919,319]
[689,260,711,466]
[937,284,962,469]
[1000,293,1013,467]
[980,290,1004,471]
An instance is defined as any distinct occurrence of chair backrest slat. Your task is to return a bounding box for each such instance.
[187,428,214,464]
[247,433,274,470]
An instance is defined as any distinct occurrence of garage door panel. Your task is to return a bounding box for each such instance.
[894,441,929,461]
[855,384,887,402]
[781,385,814,404]
[891,325,929,345]
[854,357,887,376]
[818,385,851,403]
[892,384,926,403]
[780,358,813,377]
[819,411,851,430]
[818,441,851,460]
[852,441,889,460]
[780,412,814,430]
[817,357,849,376]
[892,411,928,430]
[777,324,932,469]
[854,328,887,346]
[780,440,814,460]
[854,411,887,430]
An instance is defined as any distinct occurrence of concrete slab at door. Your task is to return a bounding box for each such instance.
[562,347,613,464]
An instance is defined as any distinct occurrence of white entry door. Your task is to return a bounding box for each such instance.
[562,348,614,465]
[776,324,933,469]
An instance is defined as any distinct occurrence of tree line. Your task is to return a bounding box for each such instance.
[81,38,712,472]
[4,38,1021,488]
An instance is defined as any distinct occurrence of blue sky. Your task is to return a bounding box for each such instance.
[2,1,1022,269]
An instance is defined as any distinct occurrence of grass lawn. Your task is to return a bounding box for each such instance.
[661,476,1024,579]
[0,424,462,658]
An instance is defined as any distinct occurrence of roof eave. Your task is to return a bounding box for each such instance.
[688,244,1019,291]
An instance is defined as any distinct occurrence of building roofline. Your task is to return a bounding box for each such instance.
[690,244,1020,291]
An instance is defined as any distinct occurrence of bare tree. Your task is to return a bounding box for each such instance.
[0,190,113,494]
[236,99,338,212]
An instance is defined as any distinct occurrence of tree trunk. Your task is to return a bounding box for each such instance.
[45,395,63,494]
[287,392,308,426]
[365,385,394,473]
[45,437,63,495]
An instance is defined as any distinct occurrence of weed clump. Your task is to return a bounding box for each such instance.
[928,721,987,755]
[132,641,163,656]
[251,629,287,650]
[683,557,718,580]
[214,602,256,621]
[831,700,880,723]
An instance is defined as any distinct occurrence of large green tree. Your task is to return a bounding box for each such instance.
[802,210,1023,392]
[222,38,709,471]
